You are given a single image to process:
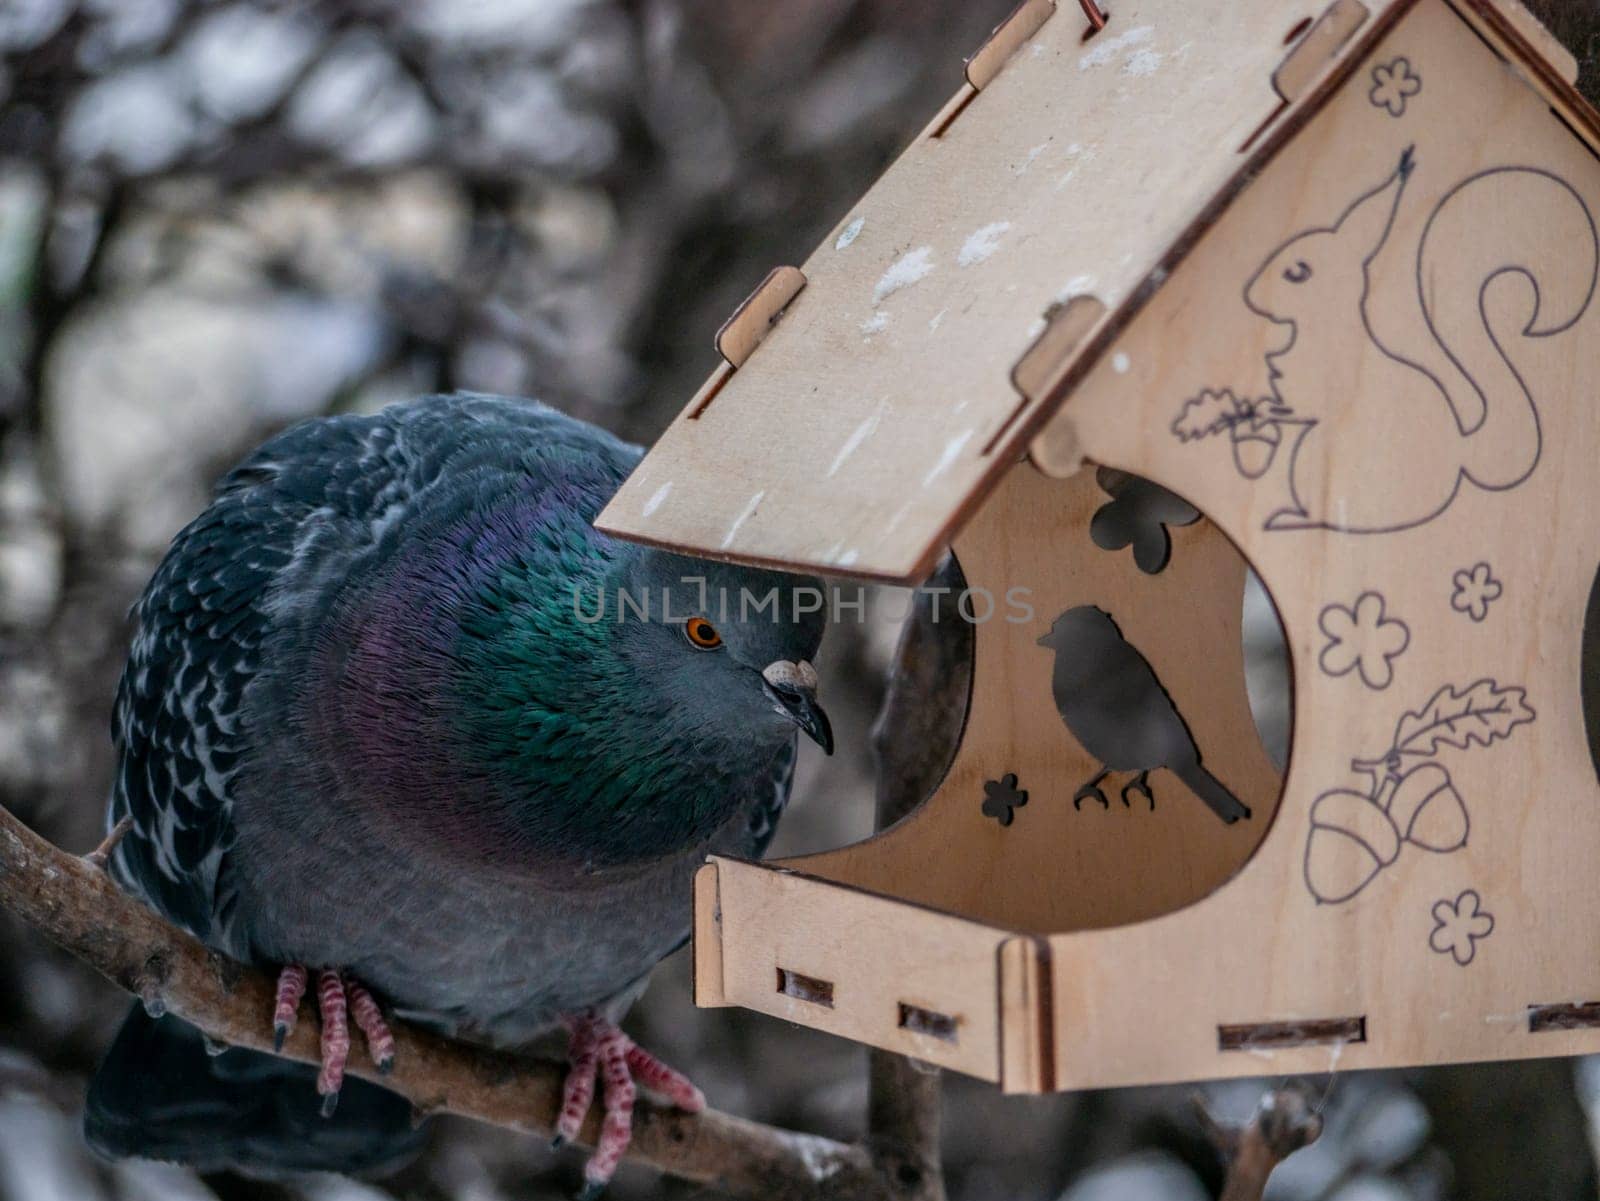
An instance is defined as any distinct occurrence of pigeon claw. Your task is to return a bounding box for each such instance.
[556,1014,704,1196]
[346,976,397,1074]
[272,964,307,1051]
[269,963,396,1114]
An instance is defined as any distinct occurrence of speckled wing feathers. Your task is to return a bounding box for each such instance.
[107,396,613,947]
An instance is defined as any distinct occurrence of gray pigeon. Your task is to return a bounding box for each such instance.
[86,395,832,1196]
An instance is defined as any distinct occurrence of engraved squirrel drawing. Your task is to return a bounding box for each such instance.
[1170,146,1599,533]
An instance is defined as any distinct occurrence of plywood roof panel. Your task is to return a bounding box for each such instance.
[597,0,1409,581]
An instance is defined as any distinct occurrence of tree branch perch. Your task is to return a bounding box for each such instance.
[1196,1084,1323,1201]
[0,801,915,1201]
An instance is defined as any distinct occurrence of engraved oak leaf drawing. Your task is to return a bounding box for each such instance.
[1303,679,1533,905]
[1170,388,1248,442]
[1429,889,1494,965]
[1389,679,1536,760]
[1319,591,1410,690]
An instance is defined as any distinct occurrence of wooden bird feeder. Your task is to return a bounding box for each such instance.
[596,0,1600,1093]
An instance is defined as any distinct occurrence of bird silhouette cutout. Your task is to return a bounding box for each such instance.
[1037,605,1251,825]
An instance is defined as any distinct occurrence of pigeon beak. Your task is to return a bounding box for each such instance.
[762,660,833,755]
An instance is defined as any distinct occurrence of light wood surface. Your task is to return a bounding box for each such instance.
[706,858,1025,1083]
[714,267,807,370]
[1274,0,1372,103]
[789,463,1284,934]
[597,0,1386,580]
[670,0,1600,1092]
[1033,0,1600,1089]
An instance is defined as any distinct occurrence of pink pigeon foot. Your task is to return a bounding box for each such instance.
[269,964,396,1116]
[552,1014,705,1198]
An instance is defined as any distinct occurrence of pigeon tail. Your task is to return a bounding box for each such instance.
[85,1004,427,1178]
[1174,761,1251,825]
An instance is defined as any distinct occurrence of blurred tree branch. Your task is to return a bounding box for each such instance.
[0,798,942,1201]
[1196,1086,1323,1201]
[862,555,977,1201]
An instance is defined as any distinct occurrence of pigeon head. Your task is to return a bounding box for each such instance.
[434,535,831,866]
[614,552,832,756]
[313,468,831,870]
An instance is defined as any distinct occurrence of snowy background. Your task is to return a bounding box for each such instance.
[4,0,1600,1198]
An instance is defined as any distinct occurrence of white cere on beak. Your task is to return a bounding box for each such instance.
[763,660,819,691]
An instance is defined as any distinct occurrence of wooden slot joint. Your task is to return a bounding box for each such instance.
[997,937,1054,1094]
[898,1002,960,1044]
[1014,293,1109,473]
[714,266,807,372]
[690,861,728,1008]
[1218,1015,1367,1052]
[1528,1001,1600,1032]
[1272,0,1371,104]
[776,966,835,1009]
[686,360,734,420]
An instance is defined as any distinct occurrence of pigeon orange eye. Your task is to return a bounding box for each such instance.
[683,617,722,650]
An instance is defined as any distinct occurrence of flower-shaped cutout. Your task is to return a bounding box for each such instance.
[981,773,1028,827]
[1429,889,1494,966]
[1088,467,1200,575]
[1450,562,1502,623]
[1319,591,1410,690]
[1370,56,1422,117]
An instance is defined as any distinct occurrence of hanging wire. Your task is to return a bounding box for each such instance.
[1079,0,1109,32]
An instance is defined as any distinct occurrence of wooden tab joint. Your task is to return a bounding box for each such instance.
[716,265,807,371]
[1010,293,1108,474]
[776,966,835,1009]
[690,861,729,1007]
[997,936,1054,1093]
[966,0,1056,91]
[928,0,1054,138]
[899,1002,960,1043]
[1273,0,1371,104]
[689,266,806,420]
[1494,1,1580,87]
[1238,0,1371,153]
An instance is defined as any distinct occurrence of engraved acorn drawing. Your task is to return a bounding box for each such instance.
[1303,680,1533,905]
[1386,762,1468,852]
[1305,764,1467,904]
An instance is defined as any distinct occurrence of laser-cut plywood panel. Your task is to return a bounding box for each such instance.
[1026,0,1600,1089]
[786,464,1284,937]
[680,0,1600,1093]
[597,0,1378,582]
